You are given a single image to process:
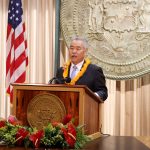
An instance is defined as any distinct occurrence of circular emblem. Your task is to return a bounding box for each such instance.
[60,0,150,80]
[27,93,66,129]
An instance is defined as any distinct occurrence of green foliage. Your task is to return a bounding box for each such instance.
[74,126,91,149]
[41,124,67,148]
[2,123,20,145]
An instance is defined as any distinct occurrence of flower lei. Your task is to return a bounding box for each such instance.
[63,58,91,85]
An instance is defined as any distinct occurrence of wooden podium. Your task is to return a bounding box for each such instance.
[12,83,103,136]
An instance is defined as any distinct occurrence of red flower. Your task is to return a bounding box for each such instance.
[29,130,44,148]
[61,123,76,148]
[62,114,72,125]
[51,121,59,127]
[8,115,21,125]
[8,115,17,123]
[51,122,64,129]
[16,128,29,146]
[0,120,6,128]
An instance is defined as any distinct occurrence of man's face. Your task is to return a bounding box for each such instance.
[69,40,87,65]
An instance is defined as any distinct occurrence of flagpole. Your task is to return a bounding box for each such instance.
[54,0,61,75]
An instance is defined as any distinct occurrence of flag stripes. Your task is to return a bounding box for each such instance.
[6,0,28,103]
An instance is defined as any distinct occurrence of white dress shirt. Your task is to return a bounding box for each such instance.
[69,60,84,78]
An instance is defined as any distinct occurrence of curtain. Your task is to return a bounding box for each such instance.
[103,75,150,136]
[0,0,9,118]
[0,0,150,136]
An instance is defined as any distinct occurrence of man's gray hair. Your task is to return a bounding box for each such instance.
[70,36,89,49]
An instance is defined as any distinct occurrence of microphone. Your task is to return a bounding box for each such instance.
[48,77,71,84]
[48,77,57,84]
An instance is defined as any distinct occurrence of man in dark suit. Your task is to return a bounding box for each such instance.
[56,37,108,101]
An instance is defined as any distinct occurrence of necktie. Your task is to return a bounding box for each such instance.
[71,65,77,79]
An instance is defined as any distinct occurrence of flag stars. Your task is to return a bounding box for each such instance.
[8,0,23,28]
[16,3,19,6]
[16,10,19,14]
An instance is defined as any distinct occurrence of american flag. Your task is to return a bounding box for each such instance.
[6,0,28,103]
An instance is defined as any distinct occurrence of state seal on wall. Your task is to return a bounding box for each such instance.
[60,0,150,80]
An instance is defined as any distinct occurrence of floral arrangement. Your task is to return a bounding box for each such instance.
[0,114,90,149]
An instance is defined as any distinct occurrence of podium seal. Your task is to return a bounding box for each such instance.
[27,93,66,129]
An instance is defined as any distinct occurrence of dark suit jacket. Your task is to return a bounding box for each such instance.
[56,63,108,101]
